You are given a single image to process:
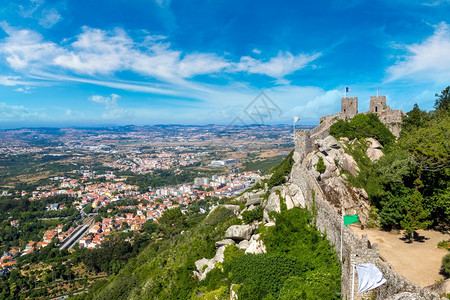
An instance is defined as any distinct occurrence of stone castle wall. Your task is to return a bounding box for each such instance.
[290,133,443,300]
[368,96,388,113]
[341,97,359,119]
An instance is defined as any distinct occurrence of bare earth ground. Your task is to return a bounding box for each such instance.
[349,224,450,287]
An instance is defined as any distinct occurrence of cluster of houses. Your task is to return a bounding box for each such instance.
[1,170,260,274]
[104,151,200,174]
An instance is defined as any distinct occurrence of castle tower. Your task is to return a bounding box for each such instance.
[368,96,388,113]
[340,97,358,119]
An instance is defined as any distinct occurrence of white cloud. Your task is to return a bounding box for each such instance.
[0,22,62,70]
[88,93,120,107]
[0,75,33,86]
[54,27,132,75]
[14,86,33,93]
[252,48,262,54]
[386,22,450,83]
[39,8,62,28]
[0,102,41,120]
[233,51,321,78]
[0,24,318,83]
[88,93,132,120]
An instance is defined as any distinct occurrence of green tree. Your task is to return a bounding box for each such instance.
[400,103,429,137]
[442,253,450,277]
[158,208,187,240]
[84,204,93,214]
[400,191,431,241]
[435,86,450,113]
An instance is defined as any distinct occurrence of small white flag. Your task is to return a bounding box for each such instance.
[356,263,386,294]
[293,116,300,123]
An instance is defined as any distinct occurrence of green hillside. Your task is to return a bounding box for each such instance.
[76,154,341,300]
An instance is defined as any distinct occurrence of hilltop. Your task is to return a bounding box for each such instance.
[74,87,449,300]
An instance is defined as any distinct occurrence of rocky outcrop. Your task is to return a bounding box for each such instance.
[289,130,444,299]
[194,246,226,280]
[245,234,266,254]
[225,225,253,241]
[222,205,241,214]
[366,137,384,161]
[215,239,235,248]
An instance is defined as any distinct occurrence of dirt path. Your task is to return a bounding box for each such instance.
[349,225,449,287]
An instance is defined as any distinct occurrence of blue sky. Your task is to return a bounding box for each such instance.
[0,0,449,128]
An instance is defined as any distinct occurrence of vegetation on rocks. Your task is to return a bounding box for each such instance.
[332,86,450,234]
[330,113,395,147]
[77,154,340,300]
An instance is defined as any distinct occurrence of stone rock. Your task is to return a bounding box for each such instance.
[264,189,281,214]
[365,138,384,161]
[246,196,262,207]
[237,239,250,250]
[265,222,276,227]
[222,205,240,213]
[230,284,238,300]
[366,147,384,161]
[318,135,341,152]
[366,137,382,149]
[224,225,253,241]
[288,183,306,208]
[385,292,427,300]
[245,234,266,254]
[215,239,235,248]
[194,245,226,280]
[341,152,359,176]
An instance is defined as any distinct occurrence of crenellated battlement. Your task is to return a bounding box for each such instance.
[341,96,358,119]
[369,96,388,113]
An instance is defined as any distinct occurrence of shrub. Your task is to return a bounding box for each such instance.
[315,156,326,174]
[330,113,394,146]
[443,253,450,277]
[437,240,450,251]
[241,206,264,224]
[267,150,294,189]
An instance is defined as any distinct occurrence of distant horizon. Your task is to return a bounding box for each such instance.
[0,0,448,128]
[0,123,317,131]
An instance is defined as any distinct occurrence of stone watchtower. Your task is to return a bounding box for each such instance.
[368,96,388,113]
[340,97,358,119]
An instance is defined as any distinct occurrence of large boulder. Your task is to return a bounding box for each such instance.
[264,190,281,214]
[341,152,359,176]
[245,234,266,254]
[317,135,341,152]
[366,138,384,161]
[225,225,253,241]
[237,239,250,250]
[194,245,226,280]
[246,196,262,207]
[215,239,235,248]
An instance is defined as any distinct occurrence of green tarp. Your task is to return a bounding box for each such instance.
[343,214,359,226]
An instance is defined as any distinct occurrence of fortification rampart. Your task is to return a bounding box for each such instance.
[290,135,443,299]
[310,94,404,138]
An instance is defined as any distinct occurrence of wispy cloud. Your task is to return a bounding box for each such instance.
[233,51,321,79]
[0,24,319,84]
[0,75,34,86]
[89,93,120,106]
[88,93,131,120]
[39,8,62,28]
[386,22,450,84]
[14,86,33,93]
[0,102,42,120]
